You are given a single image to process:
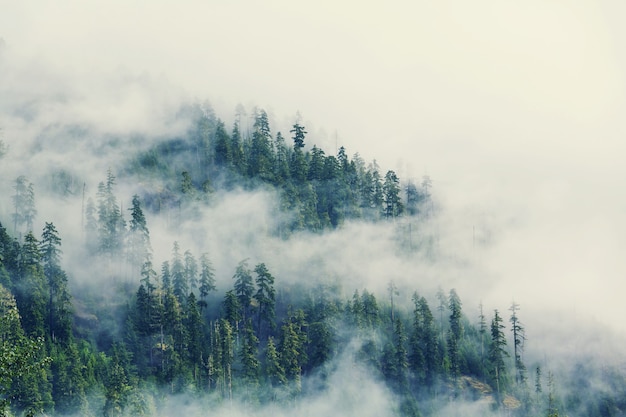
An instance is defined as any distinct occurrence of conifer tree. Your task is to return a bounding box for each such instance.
[510,302,527,386]
[410,293,438,385]
[15,232,47,339]
[289,122,308,183]
[161,261,172,292]
[488,309,509,399]
[218,318,235,400]
[447,289,463,381]
[233,259,254,322]
[222,290,242,330]
[185,292,204,378]
[96,169,125,257]
[127,194,151,275]
[198,253,216,310]
[248,109,275,182]
[184,250,198,293]
[253,262,276,339]
[265,336,286,389]
[12,176,37,236]
[0,283,51,415]
[40,222,72,343]
[239,319,260,389]
[273,132,291,183]
[383,170,403,219]
[214,119,232,167]
[171,242,187,303]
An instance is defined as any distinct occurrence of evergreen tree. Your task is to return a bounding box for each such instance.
[15,232,47,339]
[383,318,409,389]
[253,262,276,339]
[214,119,232,167]
[248,109,275,182]
[161,261,172,292]
[230,119,246,175]
[383,170,403,219]
[273,132,291,183]
[233,259,254,321]
[447,289,463,381]
[308,145,326,181]
[217,318,235,400]
[12,176,37,235]
[185,292,204,380]
[184,250,198,293]
[40,222,72,343]
[279,309,308,395]
[265,336,286,389]
[478,302,487,376]
[488,309,509,399]
[171,242,187,303]
[222,290,242,330]
[198,253,216,310]
[84,197,98,253]
[409,293,438,385]
[509,301,527,385]
[239,319,260,390]
[127,194,152,276]
[96,169,125,257]
[361,289,381,328]
[0,283,51,415]
[289,122,308,183]
[349,289,365,329]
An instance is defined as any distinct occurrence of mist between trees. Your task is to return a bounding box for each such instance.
[1,104,625,417]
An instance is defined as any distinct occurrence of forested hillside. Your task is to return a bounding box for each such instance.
[1,107,625,417]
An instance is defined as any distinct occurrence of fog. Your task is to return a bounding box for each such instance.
[2,1,626,415]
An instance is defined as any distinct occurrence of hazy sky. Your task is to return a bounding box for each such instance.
[2,1,626,338]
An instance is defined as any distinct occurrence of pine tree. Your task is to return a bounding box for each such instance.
[279,309,308,395]
[239,319,260,389]
[40,222,72,343]
[265,336,286,389]
[171,242,187,303]
[488,309,509,399]
[361,289,381,328]
[248,109,275,182]
[15,232,47,339]
[391,317,409,390]
[273,132,291,183]
[198,253,216,310]
[185,292,204,380]
[12,176,37,236]
[409,293,438,385]
[447,289,463,381]
[127,194,152,276]
[0,283,51,415]
[233,259,254,322]
[222,290,242,330]
[96,169,125,257]
[289,122,308,183]
[184,250,198,293]
[217,318,235,400]
[509,301,527,386]
[161,261,172,292]
[84,197,98,253]
[253,263,276,339]
[214,119,232,167]
[383,170,403,219]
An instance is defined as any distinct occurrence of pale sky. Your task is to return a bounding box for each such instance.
[1,1,626,335]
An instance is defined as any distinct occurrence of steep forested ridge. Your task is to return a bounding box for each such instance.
[0,106,624,417]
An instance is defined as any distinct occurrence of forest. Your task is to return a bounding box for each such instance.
[1,106,625,417]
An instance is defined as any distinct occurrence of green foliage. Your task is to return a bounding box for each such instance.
[1,105,622,417]
[253,262,276,339]
[0,284,51,415]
